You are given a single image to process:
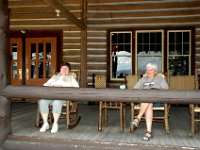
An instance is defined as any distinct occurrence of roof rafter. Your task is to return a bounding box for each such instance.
[43,0,86,30]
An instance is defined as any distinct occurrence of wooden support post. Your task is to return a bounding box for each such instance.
[80,0,87,88]
[0,0,10,146]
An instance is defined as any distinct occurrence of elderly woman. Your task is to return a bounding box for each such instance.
[39,62,79,134]
[131,63,168,141]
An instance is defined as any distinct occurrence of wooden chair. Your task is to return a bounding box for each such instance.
[169,75,197,136]
[190,70,200,137]
[35,70,81,129]
[126,73,170,134]
[96,74,126,133]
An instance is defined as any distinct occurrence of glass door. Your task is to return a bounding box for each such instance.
[25,37,57,85]
[10,38,23,85]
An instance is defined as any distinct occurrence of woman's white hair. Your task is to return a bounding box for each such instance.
[146,63,158,72]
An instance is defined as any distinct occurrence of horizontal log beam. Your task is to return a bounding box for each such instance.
[1,85,200,104]
[43,0,86,30]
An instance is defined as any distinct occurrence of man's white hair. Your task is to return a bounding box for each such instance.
[146,63,158,72]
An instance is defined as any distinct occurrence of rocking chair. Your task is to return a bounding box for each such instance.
[35,70,81,129]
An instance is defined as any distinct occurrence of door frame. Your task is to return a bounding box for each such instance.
[9,30,63,85]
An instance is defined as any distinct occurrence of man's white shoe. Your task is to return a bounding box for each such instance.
[51,123,59,134]
[39,123,49,132]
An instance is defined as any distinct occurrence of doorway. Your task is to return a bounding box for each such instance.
[9,30,62,101]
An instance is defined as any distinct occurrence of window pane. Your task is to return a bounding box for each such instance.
[116,55,131,78]
[31,62,36,79]
[31,43,36,60]
[138,33,142,43]
[176,43,182,55]
[156,32,161,43]
[46,43,52,60]
[110,32,132,80]
[169,56,189,75]
[46,62,51,78]
[125,45,131,53]
[183,32,189,42]
[12,44,18,60]
[168,30,191,75]
[138,56,162,73]
[118,34,124,43]
[176,32,182,43]
[38,43,44,60]
[143,33,149,43]
[39,62,43,78]
[12,62,17,78]
[136,30,163,73]
[112,33,118,43]
[125,33,131,43]
[169,32,175,43]
[183,44,189,54]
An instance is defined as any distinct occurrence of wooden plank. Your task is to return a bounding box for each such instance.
[87,1,200,11]
[63,32,81,37]
[63,45,80,49]
[63,57,80,62]
[87,64,107,70]
[63,39,81,43]
[87,50,106,55]
[87,57,106,62]
[87,17,200,25]
[63,50,80,55]
[6,103,200,149]
[87,38,106,43]
[87,9,200,19]
[87,44,106,49]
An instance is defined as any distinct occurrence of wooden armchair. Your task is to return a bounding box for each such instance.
[35,70,81,129]
[126,74,170,134]
[169,75,198,136]
[96,74,126,133]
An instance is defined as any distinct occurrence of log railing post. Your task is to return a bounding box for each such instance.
[0,0,10,146]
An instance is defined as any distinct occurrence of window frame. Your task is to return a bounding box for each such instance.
[107,27,195,84]
[108,31,133,81]
[167,30,192,76]
[135,30,164,74]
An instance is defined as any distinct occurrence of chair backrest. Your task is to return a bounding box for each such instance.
[169,75,195,90]
[69,69,80,83]
[143,72,166,78]
[125,75,139,89]
[94,74,106,89]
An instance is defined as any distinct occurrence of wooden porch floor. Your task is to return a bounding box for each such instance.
[9,102,200,149]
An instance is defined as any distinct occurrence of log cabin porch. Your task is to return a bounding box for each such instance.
[4,101,200,150]
[1,0,200,150]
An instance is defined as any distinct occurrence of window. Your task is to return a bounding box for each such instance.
[167,30,191,75]
[110,31,132,80]
[136,30,164,73]
[108,28,193,83]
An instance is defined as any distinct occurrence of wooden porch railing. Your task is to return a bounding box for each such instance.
[2,85,200,104]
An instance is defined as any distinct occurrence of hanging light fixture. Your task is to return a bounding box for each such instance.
[55,9,61,17]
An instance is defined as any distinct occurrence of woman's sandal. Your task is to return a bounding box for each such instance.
[143,131,153,141]
[130,117,140,132]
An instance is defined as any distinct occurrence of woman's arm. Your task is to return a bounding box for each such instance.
[43,75,57,87]
[160,78,169,90]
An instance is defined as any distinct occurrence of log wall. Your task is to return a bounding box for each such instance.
[86,0,200,86]
[8,0,200,87]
